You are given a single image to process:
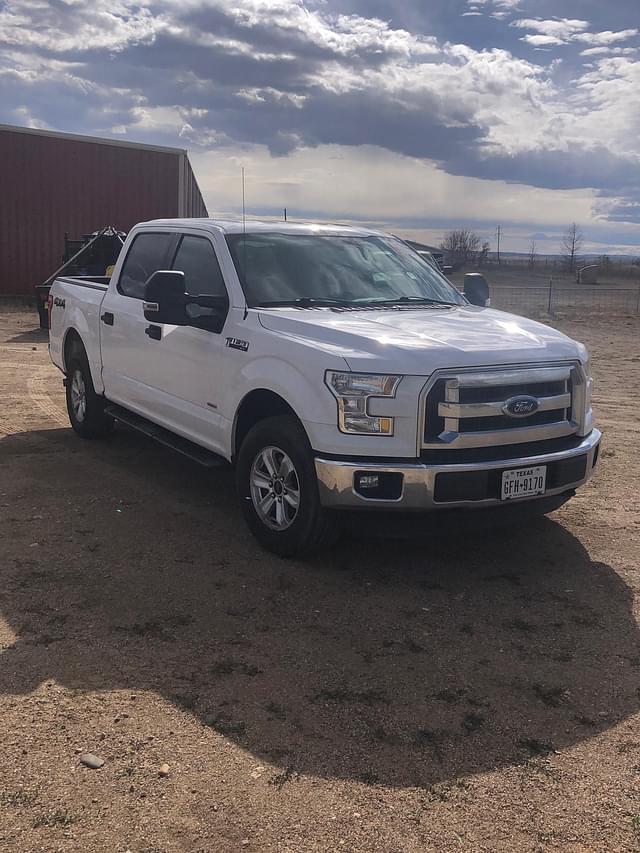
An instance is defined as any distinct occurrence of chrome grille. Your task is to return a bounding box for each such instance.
[422,364,585,450]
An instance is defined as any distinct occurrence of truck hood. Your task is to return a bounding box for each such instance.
[257,305,583,374]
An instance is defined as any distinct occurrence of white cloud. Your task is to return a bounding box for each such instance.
[574,29,638,46]
[464,0,522,17]
[520,34,565,47]
[0,0,162,52]
[235,87,306,108]
[571,57,640,158]
[10,105,49,129]
[470,0,522,8]
[196,1,441,61]
[511,18,589,41]
[580,47,616,57]
[580,46,638,57]
[511,19,638,56]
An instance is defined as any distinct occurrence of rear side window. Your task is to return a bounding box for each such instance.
[172,235,227,298]
[119,232,176,299]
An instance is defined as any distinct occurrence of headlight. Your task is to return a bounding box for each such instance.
[585,365,593,411]
[325,371,402,435]
[578,346,593,410]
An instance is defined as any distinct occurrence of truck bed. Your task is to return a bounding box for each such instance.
[48,275,110,392]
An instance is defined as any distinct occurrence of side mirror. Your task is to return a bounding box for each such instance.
[464,272,490,307]
[143,270,188,324]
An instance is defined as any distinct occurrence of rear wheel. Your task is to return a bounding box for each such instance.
[65,348,114,439]
[236,415,337,557]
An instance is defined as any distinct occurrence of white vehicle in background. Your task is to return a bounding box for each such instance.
[48,219,600,556]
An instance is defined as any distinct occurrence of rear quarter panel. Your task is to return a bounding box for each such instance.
[49,277,107,393]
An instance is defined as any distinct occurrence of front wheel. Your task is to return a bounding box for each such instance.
[236,415,337,557]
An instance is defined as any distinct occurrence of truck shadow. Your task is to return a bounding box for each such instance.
[7,327,49,343]
[0,426,637,789]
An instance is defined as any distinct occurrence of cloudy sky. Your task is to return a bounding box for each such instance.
[1,0,639,254]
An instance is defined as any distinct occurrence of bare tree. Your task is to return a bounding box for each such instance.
[528,239,537,269]
[440,229,481,267]
[561,223,584,274]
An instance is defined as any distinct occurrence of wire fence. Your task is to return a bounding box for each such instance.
[491,285,640,317]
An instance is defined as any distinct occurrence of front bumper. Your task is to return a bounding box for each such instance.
[315,429,601,511]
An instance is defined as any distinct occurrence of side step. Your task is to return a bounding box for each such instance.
[104,404,227,468]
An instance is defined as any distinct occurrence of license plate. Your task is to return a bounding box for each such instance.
[501,465,547,501]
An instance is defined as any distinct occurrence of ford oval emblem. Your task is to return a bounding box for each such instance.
[503,395,539,418]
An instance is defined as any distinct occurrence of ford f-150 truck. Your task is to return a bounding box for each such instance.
[49,219,600,556]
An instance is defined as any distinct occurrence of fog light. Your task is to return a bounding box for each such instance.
[354,472,403,500]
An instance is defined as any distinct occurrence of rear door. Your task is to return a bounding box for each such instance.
[100,229,178,413]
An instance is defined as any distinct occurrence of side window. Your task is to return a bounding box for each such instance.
[119,233,175,299]
[172,235,229,331]
[172,235,228,299]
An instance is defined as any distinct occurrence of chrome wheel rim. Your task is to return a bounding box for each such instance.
[70,369,87,422]
[250,446,300,531]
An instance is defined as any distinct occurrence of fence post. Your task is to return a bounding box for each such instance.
[548,277,553,314]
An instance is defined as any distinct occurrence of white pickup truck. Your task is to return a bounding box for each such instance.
[49,218,600,555]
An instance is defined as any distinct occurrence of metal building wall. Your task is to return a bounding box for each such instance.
[178,152,208,218]
[0,126,208,296]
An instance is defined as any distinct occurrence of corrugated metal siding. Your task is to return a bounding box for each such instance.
[0,127,208,296]
[183,155,208,218]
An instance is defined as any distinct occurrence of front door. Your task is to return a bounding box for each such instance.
[100,229,231,455]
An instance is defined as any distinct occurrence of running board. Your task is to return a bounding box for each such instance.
[104,404,227,468]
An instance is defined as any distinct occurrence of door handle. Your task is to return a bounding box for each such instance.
[145,324,162,341]
[100,311,114,326]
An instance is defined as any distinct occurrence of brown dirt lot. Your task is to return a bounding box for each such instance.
[0,310,639,853]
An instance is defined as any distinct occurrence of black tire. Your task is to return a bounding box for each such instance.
[65,347,114,439]
[236,415,338,557]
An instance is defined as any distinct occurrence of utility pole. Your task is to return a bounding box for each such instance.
[496,225,501,265]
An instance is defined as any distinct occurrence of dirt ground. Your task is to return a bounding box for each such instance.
[1,309,639,853]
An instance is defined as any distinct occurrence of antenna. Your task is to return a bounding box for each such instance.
[241,167,248,319]
[242,167,246,234]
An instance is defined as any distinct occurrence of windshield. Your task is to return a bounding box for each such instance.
[225,233,463,308]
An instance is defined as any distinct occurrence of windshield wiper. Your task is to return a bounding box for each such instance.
[358,296,459,307]
[254,297,357,308]
[254,295,459,309]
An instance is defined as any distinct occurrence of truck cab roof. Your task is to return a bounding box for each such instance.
[138,218,388,238]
